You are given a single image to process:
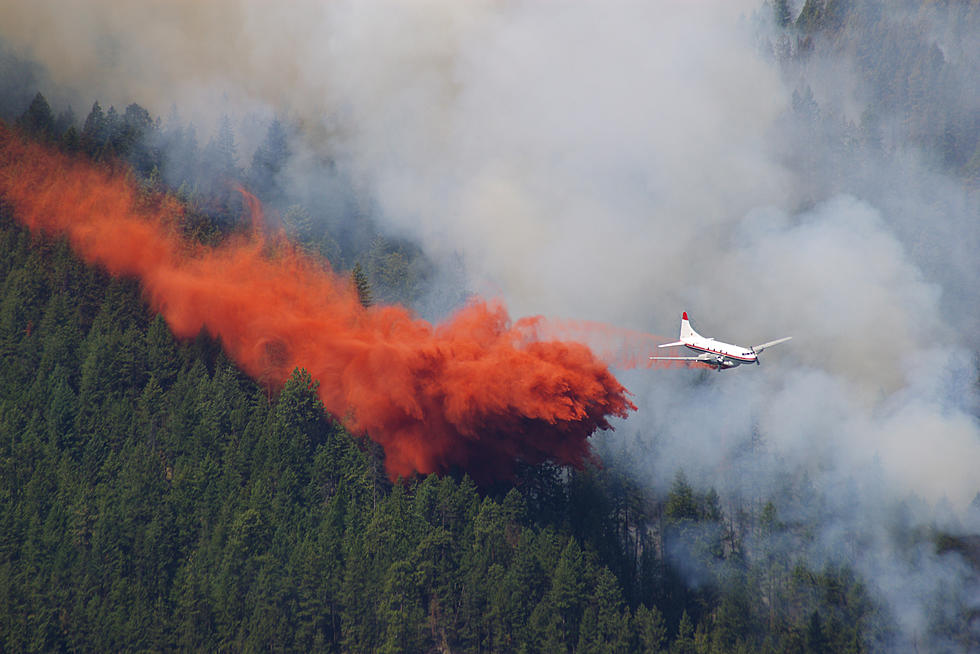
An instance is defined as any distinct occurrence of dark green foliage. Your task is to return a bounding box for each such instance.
[119,103,160,177]
[12,29,975,639]
[80,101,108,159]
[0,212,909,652]
[16,92,56,141]
[635,603,667,654]
[365,234,432,306]
[352,262,373,308]
[0,212,648,652]
[0,216,898,652]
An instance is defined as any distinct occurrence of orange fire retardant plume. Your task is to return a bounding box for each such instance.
[0,124,635,481]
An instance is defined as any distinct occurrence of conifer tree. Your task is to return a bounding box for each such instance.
[352,262,373,308]
[81,101,107,157]
[248,118,289,201]
[17,92,56,140]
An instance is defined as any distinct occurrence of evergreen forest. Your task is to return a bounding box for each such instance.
[0,213,892,650]
[2,1,979,652]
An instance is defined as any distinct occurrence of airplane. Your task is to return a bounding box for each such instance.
[650,312,791,370]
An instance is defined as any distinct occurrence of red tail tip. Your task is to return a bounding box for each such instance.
[682,312,688,320]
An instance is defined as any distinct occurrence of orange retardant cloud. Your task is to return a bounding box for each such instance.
[0,124,635,481]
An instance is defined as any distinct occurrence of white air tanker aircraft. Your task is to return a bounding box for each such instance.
[650,312,791,370]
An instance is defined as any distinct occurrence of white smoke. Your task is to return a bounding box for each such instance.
[320,0,792,323]
[2,0,978,647]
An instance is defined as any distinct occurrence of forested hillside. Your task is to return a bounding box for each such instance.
[783,0,980,185]
[0,204,893,652]
[2,0,980,652]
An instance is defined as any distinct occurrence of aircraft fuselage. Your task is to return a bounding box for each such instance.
[684,339,759,370]
[649,312,791,371]
[682,340,757,369]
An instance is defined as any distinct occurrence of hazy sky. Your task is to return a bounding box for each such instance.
[2,1,978,646]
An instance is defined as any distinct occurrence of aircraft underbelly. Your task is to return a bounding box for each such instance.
[685,344,750,368]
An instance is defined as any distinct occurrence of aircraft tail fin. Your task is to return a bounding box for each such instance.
[679,311,699,340]
[658,311,700,348]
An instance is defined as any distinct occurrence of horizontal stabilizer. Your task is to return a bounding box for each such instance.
[751,336,792,354]
[657,340,686,348]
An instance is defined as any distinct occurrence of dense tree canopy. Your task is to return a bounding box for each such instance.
[0,201,900,653]
[3,2,980,649]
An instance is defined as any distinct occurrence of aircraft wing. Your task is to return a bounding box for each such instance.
[751,336,792,353]
[649,354,714,362]
[657,340,686,348]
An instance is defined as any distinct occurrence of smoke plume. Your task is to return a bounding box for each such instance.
[3,0,980,647]
[0,124,633,482]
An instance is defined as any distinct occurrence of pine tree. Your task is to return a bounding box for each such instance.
[352,262,373,308]
[549,538,587,647]
[247,118,289,201]
[120,103,158,175]
[671,610,696,654]
[81,101,107,157]
[17,92,57,141]
[377,560,426,654]
[635,604,667,654]
[202,115,239,181]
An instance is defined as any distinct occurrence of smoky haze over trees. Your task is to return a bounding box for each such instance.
[1,0,980,651]
[0,199,888,650]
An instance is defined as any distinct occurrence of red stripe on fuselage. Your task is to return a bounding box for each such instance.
[686,343,756,362]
